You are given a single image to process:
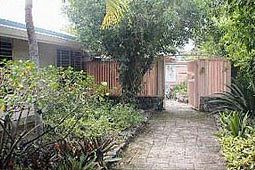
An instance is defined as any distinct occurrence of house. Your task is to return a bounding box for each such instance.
[0,18,165,100]
[0,18,88,70]
[164,55,188,94]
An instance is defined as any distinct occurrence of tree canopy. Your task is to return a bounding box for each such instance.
[194,0,255,74]
[66,0,201,99]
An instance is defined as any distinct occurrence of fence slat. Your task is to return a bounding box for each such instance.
[187,59,231,109]
[84,59,164,97]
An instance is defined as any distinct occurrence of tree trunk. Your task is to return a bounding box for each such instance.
[25,0,40,67]
[25,0,43,137]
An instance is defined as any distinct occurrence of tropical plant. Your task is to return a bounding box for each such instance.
[219,111,251,137]
[101,0,129,29]
[52,139,97,170]
[209,78,255,117]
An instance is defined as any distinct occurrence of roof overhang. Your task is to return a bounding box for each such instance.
[0,24,82,50]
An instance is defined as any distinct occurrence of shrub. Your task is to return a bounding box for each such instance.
[217,110,255,170]
[110,104,143,131]
[0,60,61,169]
[218,134,255,170]
[170,82,187,99]
[0,60,144,169]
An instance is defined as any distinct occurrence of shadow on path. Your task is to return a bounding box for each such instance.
[114,100,225,170]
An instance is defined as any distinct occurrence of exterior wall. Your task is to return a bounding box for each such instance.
[187,59,231,109]
[11,38,81,67]
[12,38,29,60]
[12,38,57,66]
[164,59,188,94]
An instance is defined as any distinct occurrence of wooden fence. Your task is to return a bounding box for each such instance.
[84,60,121,95]
[187,59,231,109]
[84,58,164,97]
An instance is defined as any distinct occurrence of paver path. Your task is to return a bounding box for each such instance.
[115,100,225,170]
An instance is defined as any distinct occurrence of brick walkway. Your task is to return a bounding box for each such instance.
[115,100,225,170]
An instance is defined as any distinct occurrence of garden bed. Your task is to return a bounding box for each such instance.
[106,110,153,167]
[0,61,154,170]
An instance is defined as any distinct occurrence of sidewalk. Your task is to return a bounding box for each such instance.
[115,100,225,170]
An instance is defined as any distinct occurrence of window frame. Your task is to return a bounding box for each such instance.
[56,48,83,70]
[0,37,13,61]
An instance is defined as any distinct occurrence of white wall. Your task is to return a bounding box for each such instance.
[12,38,73,67]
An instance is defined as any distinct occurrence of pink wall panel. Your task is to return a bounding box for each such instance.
[187,59,231,109]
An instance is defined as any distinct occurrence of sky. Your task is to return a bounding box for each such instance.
[0,0,194,52]
[0,0,69,33]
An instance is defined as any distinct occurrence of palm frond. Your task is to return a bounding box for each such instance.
[101,0,129,29]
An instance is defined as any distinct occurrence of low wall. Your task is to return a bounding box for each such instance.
[106,95,164,111]
[199,96,219,112]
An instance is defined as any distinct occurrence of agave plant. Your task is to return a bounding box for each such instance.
[209,78,255,117]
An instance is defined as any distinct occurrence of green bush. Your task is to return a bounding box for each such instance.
[217,110,255,170]
[218,134,255,170]
[0,60,144,169]
[172,82,187,99]
[110,104,143,131]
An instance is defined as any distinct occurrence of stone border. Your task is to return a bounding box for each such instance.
[105,110,154,168]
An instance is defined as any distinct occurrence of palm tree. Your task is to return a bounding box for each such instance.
[25,0,43,136]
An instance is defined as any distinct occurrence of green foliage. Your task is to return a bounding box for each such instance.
[194,0,255,74]
[0,60,60,169]
[55,137,115,170]
[218,133,255,170]
[65,0,106,54]
[0,60,144,169]
[210,78,255,117]
[219,111,251,137]
[110,104,143,131]
[217,111,255,169]
[66,0,201,100]
[101,0,129,29]
[220,0,255,73]
[192,0,227,56]
[172,82,188,99]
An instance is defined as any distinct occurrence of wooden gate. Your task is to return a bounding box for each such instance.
[187,59,231,109]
